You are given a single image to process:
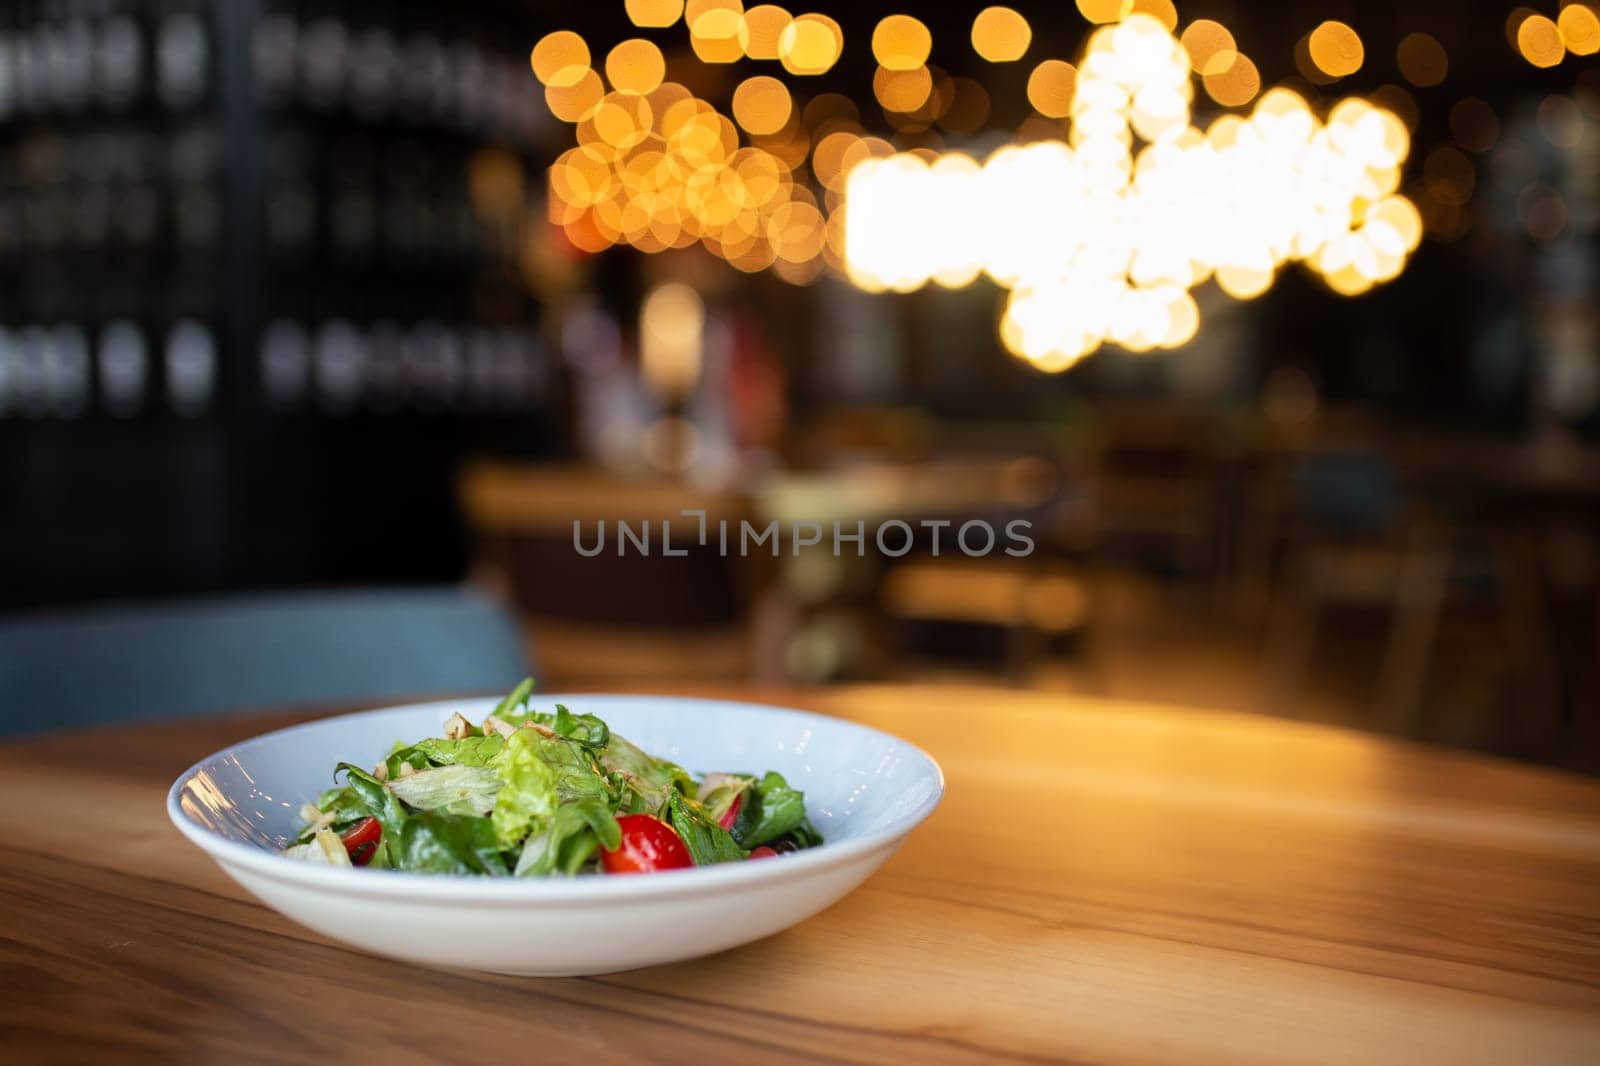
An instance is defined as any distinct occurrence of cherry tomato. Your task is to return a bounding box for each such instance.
[717,792,743,831]
[747,846,778,860]
[600,815,693,874]
[340,817,381,866]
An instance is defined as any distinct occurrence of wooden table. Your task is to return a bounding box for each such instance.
[3,685,1599,1064]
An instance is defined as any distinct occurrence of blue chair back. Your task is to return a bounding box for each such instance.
[0,587,534,736]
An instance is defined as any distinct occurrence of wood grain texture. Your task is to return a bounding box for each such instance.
[2,684,1598,1065]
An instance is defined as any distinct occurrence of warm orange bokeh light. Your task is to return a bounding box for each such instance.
[1075,0,1125,25]
[1203,53,1260,107]
[874,66,934,114]
[1516,13,1564,67]
[971,7,1031,63]
[545,68,605,122]
[605,39,666,95]
[872,15,933,72]
[779,13,843,75]
[738,5,793,60]
[531,31,590,87]
[1180,20,1237,77]
[1307,20,1363,78]
[1026,60,1077,119]
[625,0,684,28]
[1560,4,1600,56]
[732,76,794,135]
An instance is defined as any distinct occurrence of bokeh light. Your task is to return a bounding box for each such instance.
[972,7,1031,62]
[1423,146,1474,206]
[1519,181,1567,240]
[872,15,932,72]
[840,15,1420,371]
[605,39,666,95]
[1307,21,1363,79]
[535,8,1426,366]
[1516,14,1564,68]
[545,68,605,123]
[688,0,745,63]
[1396,32,1447,88]
[779,13,843,75]
[733,76,794,135]
[1537,94,1584,148]
[1026,60,1077,119]
[1128,0,1178,32]
[1204,53,1260,107]
[1076,0,1127,25]
[1561,3,1600,56]
[1180,20,1237,77]
[531,31,590,87]
[626,0,685,28]
[640,282,705,397]
[739,5,793,60]
[875,66,934,114]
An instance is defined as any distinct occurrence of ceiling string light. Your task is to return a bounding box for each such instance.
[536,5,1426,369]
[842,15,1420,371]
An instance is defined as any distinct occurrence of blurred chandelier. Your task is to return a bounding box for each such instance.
[537,4,1421,372]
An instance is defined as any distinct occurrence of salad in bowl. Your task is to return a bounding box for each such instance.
[170,688,941,974]
[289,679,821,877]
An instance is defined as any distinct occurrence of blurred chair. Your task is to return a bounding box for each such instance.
[458,461,755,683]
[1086,403,1231,582]
[0,586,533,736]
[881,556,1093,682]
[1260,445,1447,731]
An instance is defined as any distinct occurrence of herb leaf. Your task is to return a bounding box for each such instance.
[733,772,814,849]
[668,792,745,866]
[553,704,609,748]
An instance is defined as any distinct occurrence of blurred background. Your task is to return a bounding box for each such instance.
[1,1,1596,770]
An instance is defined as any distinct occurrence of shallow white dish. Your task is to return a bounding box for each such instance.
[168,694,943,976]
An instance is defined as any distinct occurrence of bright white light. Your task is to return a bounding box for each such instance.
[840,12,1420,371]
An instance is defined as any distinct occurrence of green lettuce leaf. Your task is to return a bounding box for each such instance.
[539,735,617,806]
[314,784,371,826]
[397,811,508,875]
[489,726,622,853]
[513,798,620,876]
[487,731,559,850]
[599,733,693,816]
[667,792,745,866]
[386,734,506,777]
[491,677,554,729]
[553,704,609,748]
[733,771,812,849]
[333,763,406,832]
[789,818,824,848]
[386,765,501,816]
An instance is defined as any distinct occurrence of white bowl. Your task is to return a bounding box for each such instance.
[167,694,943,976]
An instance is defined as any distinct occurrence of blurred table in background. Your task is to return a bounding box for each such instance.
[459,462,753,681]
[457,457,1076,684]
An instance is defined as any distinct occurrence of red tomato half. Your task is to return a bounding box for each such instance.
[600,815,693,874]
[747,846,778,860]
[340,817,382,866]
